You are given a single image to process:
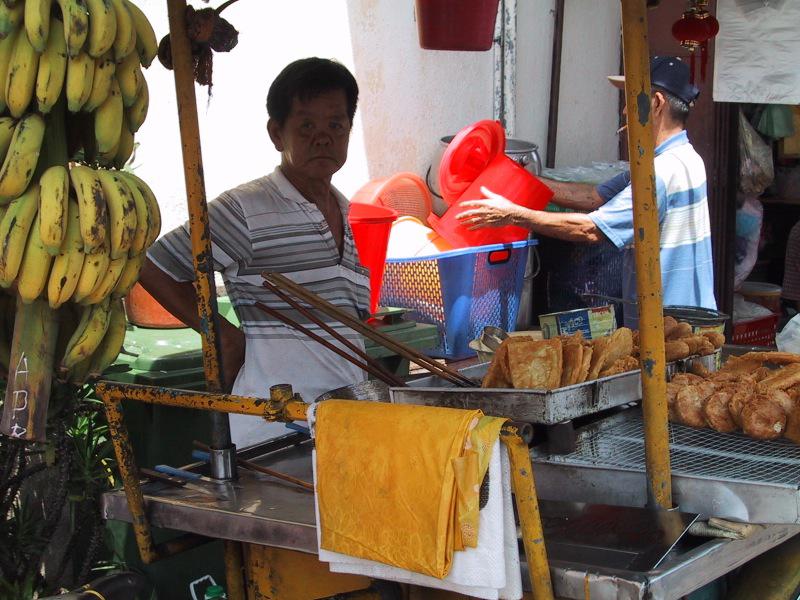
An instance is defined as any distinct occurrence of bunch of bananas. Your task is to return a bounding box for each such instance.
[0,0,160,403]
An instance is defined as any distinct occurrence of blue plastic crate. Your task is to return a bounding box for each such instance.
[380,240,535,359]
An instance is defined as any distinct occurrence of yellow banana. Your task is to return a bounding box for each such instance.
[56,0,89,57]
[115,47,139,106]
[23,0,51,52]
[35,16,67,113]
[125,0,154,67]
[110,248,142,298]
[38,164,69,254]
[126,72,146,132]
[82,51,113,111]
[96,167,135,259]
[47,198,84,308]
[85,0,115,57]
[61,296,111,369]
[0,117,17,164]
[82,252,124,303]
[87,297,126,377]
[0,182,38,285]
[108,0,131,60]
[65,50,94,111]
[123,170,147,255]
[96,132,117,165]
[0,113,44,201]
[94,75,121,153]
[5,25,39,117]
[68,164,107,251]
[0,28,19,113]
[121,170,158,247]
[72,234,108,302]
[0,1,22,39]
[113,118,132,168]
[16,212,53,302]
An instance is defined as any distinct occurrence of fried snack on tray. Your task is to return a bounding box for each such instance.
[577,346,593,384]
[602,328,634,371]
[675,381,716,428]
[736,352,800,366]
[665,340,691,362]
[702,331,725,349]
[784,397,800,444]
[663,316,679,340]
[741,395,787,440]
[703,391,737,432]
[507,338,563,390]
[599,355,639,378]
[667,322,693,341]
[561,343,584,387]
[757,363,800,391]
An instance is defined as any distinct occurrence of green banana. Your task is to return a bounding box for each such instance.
[71,234,108,302]
[65,50,94,111]
[38,164,69,254]
[23,0,52,52]
[85,0,115,57]
[126,72,146,132]
[113,118,132,168]
[47,198,84,308]
[87,297,126,377]
[0,113,44,202]
[0,182,38,285]
[96,167,135,259]
[0,27,19,113]
[110,248,142,298]
[108,0,132,60]
[82,252,124,303]
[125,0,154,67]
[16,212,53,302]
[61,296,111,369]
[94,75,121,153]
[121,171,158,247]
[82,51,113,111]
[0,117,17,164]
[5,25,39,117]
[56,0,89,57]
[69,164,107,251]
[0,1,22,39]
[35,16,68,113]
[115,47,139,106]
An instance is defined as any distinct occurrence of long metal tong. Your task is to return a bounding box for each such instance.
[262,272,477,388]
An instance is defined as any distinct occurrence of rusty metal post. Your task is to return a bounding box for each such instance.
[620,0,672,509]
[501,425,554,600]
[165,0,235,469]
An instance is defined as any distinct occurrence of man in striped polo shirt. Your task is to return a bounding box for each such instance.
[140,58,371,446]
[457,57,716,327]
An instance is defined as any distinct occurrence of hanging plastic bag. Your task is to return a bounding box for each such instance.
[777,314,800,353]
[738,109,774,196]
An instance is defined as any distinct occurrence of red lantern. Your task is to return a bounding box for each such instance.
[671,1,720,83]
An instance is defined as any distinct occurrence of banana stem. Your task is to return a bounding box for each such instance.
[37,92,70,175]
[0,299,60,442]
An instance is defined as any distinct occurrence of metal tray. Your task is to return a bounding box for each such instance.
[531,409,800,524]
[391,352,719,425]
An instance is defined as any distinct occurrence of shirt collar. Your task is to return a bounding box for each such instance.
[269,166,349,213]
[655,130,688,156]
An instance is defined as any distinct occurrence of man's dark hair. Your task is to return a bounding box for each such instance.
[267,57,359,127]
[653,85,690,126]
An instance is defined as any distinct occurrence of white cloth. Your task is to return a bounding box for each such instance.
[310,415,522,600]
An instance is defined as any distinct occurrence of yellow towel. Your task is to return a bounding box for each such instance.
[315,400,504,579]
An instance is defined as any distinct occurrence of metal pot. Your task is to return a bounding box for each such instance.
[426,134,543,209]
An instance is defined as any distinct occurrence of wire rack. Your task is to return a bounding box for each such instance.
[549,412,800,487]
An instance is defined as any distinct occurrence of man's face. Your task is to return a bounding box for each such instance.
[267,89,352,182]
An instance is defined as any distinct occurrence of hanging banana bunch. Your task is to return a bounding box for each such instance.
[0,0,163,443]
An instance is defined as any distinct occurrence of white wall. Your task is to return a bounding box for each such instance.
[132,1,620,236]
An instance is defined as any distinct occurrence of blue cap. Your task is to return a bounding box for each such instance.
[608,56,700,106]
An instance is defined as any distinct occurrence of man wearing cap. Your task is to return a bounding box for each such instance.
[457,56,716,327]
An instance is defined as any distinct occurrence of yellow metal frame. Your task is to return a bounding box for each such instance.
[96,381,554,599]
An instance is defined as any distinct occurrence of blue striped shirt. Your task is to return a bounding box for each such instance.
[588,131,716,327]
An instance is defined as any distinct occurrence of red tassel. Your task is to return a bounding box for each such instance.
[700,42,708,81]
[689,51,696,84]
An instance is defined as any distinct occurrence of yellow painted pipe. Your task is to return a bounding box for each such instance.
[501,425,554,600]
[620,0,672,509]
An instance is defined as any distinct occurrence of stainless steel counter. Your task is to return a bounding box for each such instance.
[102,433,799,599]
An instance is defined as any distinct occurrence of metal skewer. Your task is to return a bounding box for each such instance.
[262,272,477,387]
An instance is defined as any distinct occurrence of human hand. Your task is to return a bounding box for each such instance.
[219,322,245,392]
[454,187,525,230]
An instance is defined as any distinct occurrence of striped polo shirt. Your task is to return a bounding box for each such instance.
[148,167,370,446]
[589,131,716,327]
